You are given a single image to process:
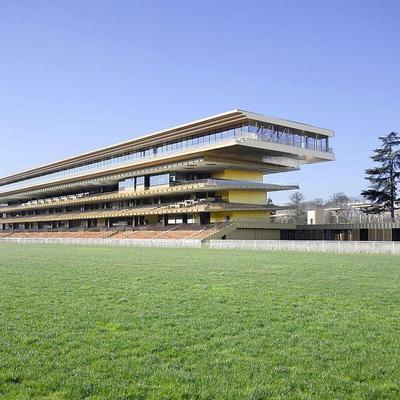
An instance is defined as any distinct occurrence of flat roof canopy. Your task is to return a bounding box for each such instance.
[0,109,334,185]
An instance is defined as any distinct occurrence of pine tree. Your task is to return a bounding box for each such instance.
[361,132,400,222]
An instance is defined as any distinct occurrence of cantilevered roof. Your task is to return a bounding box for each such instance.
[0,109,334,185]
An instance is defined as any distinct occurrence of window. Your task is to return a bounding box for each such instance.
[125,178,134,190]
[136,176,144,190]
[307,137,315,150]
[149,173,170,187]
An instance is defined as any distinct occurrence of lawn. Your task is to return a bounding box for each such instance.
[0,243,399,400]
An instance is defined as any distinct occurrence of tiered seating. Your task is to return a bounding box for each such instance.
[111,225,194,240]
[118,225,171,239]
[160,224,205,239]
[73,231,115,239]
[44,231,80,239]
[7,231,43,238]
[0,232,12,237]
[1,223,228,241]
[7,231,39,238]
[115,224,225,240]
[8,231,81,239]
[2,230,115,239]
[131,231,159,239]
[111,230,134,239]
[189,224,225,240]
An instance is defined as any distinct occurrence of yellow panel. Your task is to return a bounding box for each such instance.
[210,210,270,223]
[212,169,263,182]
[216,191,230,202]
[229,190,266,205]
[216,190,266,205]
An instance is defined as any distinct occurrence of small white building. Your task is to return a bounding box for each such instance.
[307,209,325,225]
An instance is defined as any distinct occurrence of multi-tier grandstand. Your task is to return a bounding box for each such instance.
[0,109,334,239]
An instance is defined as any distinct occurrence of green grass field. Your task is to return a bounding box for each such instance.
[0,243,399,400]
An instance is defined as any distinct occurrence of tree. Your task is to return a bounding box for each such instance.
[325,192,353,223]
[327,192,350,208]
[310,198,324,208]
[361,132,400,222]
[289,191,307,224]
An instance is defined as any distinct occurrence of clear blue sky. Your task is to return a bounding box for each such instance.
[1,0,399,203]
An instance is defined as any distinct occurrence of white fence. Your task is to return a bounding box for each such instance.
[208,240,400,255]
[0,237,201,248]
[2,237,400,254]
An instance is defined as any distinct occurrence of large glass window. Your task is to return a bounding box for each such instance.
[125,178,134,190]
[118,177,134,192]
[149,173,169,187]
[136,176,145,190]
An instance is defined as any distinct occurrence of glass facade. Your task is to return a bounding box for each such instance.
[0,122,331,194]
[149,173,170,187]
[119,178,135,191]
[135,176,145,190]
[118,174,169,192]
[248,122,329,151]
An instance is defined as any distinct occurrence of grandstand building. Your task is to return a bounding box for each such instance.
[0,109,334,239]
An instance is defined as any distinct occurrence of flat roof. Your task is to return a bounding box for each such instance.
[0,109,334,185]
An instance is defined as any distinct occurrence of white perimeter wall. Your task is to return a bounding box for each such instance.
[208,240,400,255]
[1,238,400,255]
